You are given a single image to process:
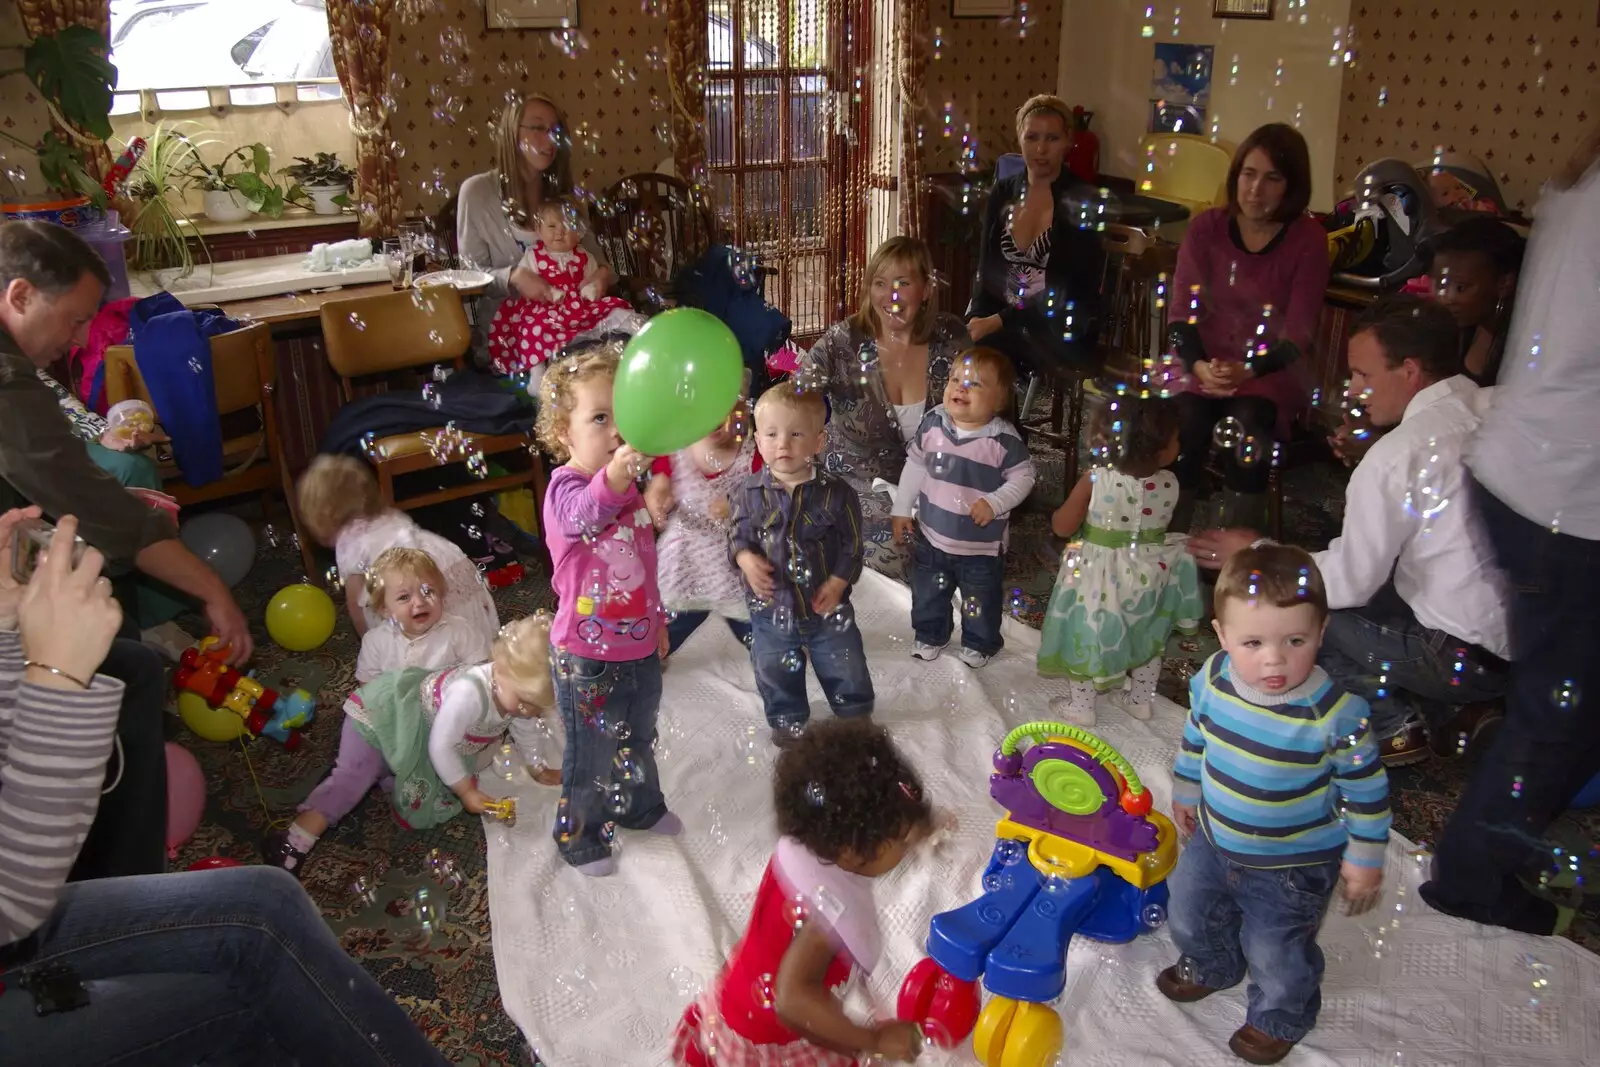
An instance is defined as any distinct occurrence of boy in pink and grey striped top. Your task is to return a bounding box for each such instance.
[891,348,1035,668]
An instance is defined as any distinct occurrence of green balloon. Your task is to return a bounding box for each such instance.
[614,308,745,456]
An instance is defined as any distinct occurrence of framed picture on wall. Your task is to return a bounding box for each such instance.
[952,0,1016,17]
[1212,0,1274,18]
[486,0,578,29]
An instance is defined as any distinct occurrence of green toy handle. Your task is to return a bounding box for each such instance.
[999,720,1146,797]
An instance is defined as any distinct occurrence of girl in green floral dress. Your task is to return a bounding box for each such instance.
[1037,395,1202,725]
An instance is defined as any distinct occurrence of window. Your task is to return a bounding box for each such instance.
[109,0,340,114]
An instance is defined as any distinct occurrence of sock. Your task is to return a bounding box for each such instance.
[647,812,683,836]
[286,823,319,854]
[1125,659,1161,717]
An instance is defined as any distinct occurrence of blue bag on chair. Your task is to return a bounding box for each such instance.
[678,245,790,393]
[128,292,239,488]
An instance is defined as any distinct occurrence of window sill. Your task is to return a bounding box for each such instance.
[178,208,356,237]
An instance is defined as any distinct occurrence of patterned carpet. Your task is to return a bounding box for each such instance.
[166,444,1597,1067]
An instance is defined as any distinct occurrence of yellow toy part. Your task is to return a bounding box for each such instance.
[972,996,1063,1067]
[994,811,1178,888]
[219,690,253,717]
[177,689,246,743]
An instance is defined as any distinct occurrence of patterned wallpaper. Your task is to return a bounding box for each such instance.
[922,0,1063,173]
[390,1,675,217]
[1335,0,1600,213]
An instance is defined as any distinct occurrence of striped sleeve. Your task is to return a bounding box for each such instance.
[981,426,1037,517]
[1171,658,1210,806]
[0,646,124,946]
[1327,692,1392,868]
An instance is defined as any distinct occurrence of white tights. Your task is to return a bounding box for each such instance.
[1048,657,1163,727]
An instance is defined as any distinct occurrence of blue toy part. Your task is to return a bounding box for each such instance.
[983,871,1097,1003]
[1080,877,1169,945]
[927,839,1047,983]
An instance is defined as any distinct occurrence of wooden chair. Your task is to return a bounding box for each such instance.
[318,286,545,530]
[101,321,317,576]
[593,173,715,308]
[1098,225,1180,382]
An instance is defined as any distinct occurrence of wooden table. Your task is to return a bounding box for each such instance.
[218,280,489,326]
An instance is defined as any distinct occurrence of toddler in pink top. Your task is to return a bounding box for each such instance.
[537,344,680,877]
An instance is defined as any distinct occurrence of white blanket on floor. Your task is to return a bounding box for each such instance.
[487,570,1596,1067]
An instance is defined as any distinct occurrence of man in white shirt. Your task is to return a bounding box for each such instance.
[1421,134,1600,937]
[1189,296,1510,767]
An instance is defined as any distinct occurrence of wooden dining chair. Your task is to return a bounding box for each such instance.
[317,285,545,533]
[101,321,317,576]
[593,173,716,308]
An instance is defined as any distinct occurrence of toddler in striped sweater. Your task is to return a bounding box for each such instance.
[891,346,1035,668]
[1159,543,1391,1066]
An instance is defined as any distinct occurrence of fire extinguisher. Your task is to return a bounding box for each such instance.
[1066,107,1100,184]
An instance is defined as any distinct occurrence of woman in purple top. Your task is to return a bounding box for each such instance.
[1168,123,1331,529]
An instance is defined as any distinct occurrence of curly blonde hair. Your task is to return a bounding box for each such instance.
[297,454,383,545]
[494,612,555,709]
[365,547,446,616]
[535,343,622,462]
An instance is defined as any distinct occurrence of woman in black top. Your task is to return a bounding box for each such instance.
[966,94,1105,379]
[1422,216,1525,386]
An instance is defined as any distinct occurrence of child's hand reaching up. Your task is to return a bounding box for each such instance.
[872,1021,924,1062]
[1338,861,1383,916]
[811,576,848,616]
[1172,801,1198,841]
[606,444,651,494]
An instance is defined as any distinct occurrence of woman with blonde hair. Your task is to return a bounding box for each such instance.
[796,235,970,581]
[455,92,617,357]
[966,93,1105,381]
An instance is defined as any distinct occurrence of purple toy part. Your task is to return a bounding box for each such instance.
[992,748,1024,776]
[990,742,1159,863]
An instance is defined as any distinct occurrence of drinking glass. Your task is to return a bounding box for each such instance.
[381,237,408,289]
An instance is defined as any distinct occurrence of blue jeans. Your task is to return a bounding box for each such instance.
[665,610,752,655]
[748,608,874,730]
[1318,581,1507,740]
[0,866,446,1066]
[1422,475,1600,933]
[552,652,667,867]
[910,535,1005,656]
[1167,829,1339,1044]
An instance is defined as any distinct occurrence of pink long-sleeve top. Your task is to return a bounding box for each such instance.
[1172,208,1331,437]
[542,463,662,662]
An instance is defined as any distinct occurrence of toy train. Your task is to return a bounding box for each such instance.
[174,636,315,750]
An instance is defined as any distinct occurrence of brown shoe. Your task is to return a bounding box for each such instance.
[1155,965,1225,1003]
[1228,1024,1297,1065]
[1379,720,1431,767]
[1428,700,1504,760]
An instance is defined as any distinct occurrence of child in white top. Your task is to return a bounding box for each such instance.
[297,453,499,647]
[353,547,486,682]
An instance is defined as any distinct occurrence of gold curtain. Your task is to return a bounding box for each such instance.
[666,0,709,198]
[895,0,928,240]
[17,0,115,184]
[326,0,401,236]
[836,0,873,314]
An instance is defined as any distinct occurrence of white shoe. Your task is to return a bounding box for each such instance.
[912,641,947,661]
[1049,694,1096,727]
[955,647,992,669]
[141,621,195,662]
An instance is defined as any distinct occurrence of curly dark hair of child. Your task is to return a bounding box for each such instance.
[1087,393,1181,479]
[773,719,932,865]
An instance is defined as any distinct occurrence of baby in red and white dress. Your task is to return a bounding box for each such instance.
[487,198,639,383]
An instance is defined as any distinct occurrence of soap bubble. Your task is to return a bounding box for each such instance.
[605,718,633,742]
[733,725,762,764]
[772,605,793,632]
[409,886,444,944]
[1551,680,1581,711]
[1007,588,1027,616]
[963,595,982,619]
[426,848,463,890]
[780,650,804,673]
[824,604,853,633]
[781,894,809,930]
[613,747,646,785]
[1142,902,1167,928]
[492,742,518,781]
[996,839,1026,866]
[669,965,697,998]
[554,796,582,844]
[805,782,826,806]
[601,782,631,818]
[1212,416,1245,450]
[1236,435,1263,468]
[350,875,378,905]
[325,566,344,591]
[1175,956,1197,983]
[752,972,776,1009]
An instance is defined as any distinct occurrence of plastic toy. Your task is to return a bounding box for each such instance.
[898,720,1177,1067]
[174,637,315,749]
[481,798,517,826]
[484,561,525,590]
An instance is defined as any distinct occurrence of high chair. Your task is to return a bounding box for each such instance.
[317,285,546,536]
[101,321,317,577]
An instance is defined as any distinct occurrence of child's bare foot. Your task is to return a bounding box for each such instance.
[529,766,562,787]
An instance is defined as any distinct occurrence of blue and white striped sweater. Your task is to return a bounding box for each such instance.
[1172,652,1391,869]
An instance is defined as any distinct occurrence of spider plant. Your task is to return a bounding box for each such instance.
[119,121,211,278]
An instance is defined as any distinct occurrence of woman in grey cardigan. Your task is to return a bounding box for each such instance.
[798,236,971,582]
[456,92,616,353]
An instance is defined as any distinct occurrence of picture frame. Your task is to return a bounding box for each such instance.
[1212,0,1274,18]
[952,0,1016,17]
[486,0,579,30]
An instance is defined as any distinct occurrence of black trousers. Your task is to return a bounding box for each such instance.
[1173,392,1277,494]
[68,637,169,881]
[1421,476,1600,934]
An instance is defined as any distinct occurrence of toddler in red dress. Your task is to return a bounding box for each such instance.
[671,719,932,1066]
[487,198,639,383]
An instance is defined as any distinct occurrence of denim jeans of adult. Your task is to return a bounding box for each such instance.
[0,865,446,1067]
[1317,581,1507,740]
[552,652,667,867]
[1167,828,1339,1044]
[910,534,1005,656]
[70,638,168,882]
[666,610,753,655]
[748,608,874,730]
[1422,475,1600,934]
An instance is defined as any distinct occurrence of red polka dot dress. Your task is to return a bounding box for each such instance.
[487,242,633,375]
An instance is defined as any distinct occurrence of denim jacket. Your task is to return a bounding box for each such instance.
[728,469,864,620]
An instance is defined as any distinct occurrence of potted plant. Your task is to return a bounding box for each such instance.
[281,152,355,215]
[185,142,293,222]
[120,121,209,282]
[0,25,117,212]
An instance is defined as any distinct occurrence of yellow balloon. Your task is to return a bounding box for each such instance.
[177,689,245,743]
[265,583,337,652]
